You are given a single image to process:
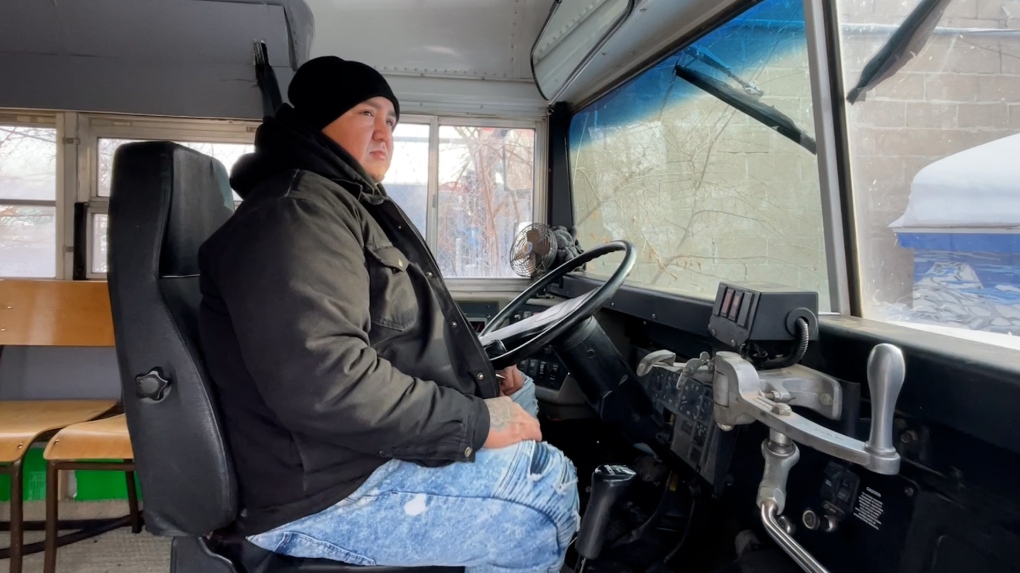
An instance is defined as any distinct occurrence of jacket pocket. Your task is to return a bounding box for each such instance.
[365,243,418,333]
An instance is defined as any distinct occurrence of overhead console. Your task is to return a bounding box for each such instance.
[0,0,308,119]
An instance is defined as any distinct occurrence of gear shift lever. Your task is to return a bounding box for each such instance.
[575,464,636,573]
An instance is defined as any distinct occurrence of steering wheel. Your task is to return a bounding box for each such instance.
[479,240,636,370]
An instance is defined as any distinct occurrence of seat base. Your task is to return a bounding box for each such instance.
[173,536,465,573]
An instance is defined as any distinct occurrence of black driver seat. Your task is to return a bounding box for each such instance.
[106,141,463,573]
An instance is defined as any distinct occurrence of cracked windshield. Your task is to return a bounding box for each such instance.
[570,0,831,310]
[837,0,1020,348]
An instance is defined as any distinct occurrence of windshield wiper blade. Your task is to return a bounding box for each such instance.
[674,64,817,154]
[847,0,952,103]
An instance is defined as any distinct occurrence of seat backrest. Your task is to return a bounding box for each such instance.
[106,141,238,537]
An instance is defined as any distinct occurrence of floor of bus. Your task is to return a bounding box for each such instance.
[1,501,169,573]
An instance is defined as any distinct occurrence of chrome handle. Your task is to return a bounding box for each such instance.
[713,344,904,475]
[865,343,906,459]
[761,501,830,573]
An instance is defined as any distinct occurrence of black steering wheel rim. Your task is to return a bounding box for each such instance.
[480,240,636,369]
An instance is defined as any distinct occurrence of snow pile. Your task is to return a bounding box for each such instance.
[890,133,1020,230]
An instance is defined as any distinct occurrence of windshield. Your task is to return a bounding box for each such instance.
[568,0,832,309]
[836,0,1020,347]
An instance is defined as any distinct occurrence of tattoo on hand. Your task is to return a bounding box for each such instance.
[487,398,513,431]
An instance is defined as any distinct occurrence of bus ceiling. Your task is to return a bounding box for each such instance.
[0,0,553,120]
[0,0,757,121]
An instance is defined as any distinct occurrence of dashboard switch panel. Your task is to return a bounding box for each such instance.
[637,350,736,492]
[511,305,570,390]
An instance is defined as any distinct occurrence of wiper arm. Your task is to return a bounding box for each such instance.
[847,0,952,103]
[674,64,817,155]
[685,46,764,97]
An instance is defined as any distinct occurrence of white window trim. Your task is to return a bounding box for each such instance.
[0,111,64,279]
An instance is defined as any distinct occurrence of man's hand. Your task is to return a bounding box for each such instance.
[482,396,541,449]
[496,365,525,397]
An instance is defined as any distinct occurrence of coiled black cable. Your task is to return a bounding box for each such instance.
[761,317,810,369]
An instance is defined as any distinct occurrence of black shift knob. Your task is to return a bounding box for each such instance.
[576,464,637,561]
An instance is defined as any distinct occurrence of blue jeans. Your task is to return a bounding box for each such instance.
[248,377,580,572]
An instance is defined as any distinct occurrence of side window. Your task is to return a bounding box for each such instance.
[568,0,831,309]
[437,125,536,278]
[0,122,58,278]
[837,0,1020,346]
[387,123,430,235]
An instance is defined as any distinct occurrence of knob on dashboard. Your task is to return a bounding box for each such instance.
[801,508,838,533]
[865,343,905,460]
[802,508,819,531]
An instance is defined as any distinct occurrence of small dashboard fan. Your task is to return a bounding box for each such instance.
[510,223,585,280]
[511,223,557,279]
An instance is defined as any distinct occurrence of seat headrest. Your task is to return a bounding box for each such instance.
[156,145,235,276]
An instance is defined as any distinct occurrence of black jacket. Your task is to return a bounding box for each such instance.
[197,105,499,535]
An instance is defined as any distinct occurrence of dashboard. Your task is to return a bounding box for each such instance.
[459,299,588,418]
[459,284,1020,573]
[626,283,936,573]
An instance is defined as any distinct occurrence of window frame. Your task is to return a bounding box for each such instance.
[0,110,64,279]
[436,115,548,290]
[74,112,546,288]
[803,0,854,316]
[77,114,260,279]
[553,0,1020,361]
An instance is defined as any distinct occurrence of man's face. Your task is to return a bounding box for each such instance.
[322,96,397,183]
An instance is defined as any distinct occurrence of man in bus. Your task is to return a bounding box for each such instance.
[197,55,579,572]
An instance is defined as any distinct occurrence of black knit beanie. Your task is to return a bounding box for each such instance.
[288,56,400,130]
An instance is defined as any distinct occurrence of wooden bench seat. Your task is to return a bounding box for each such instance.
[43,413,133,462]
[42,413,140,573]
[0,401,117,464]
[0,279,134,573]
